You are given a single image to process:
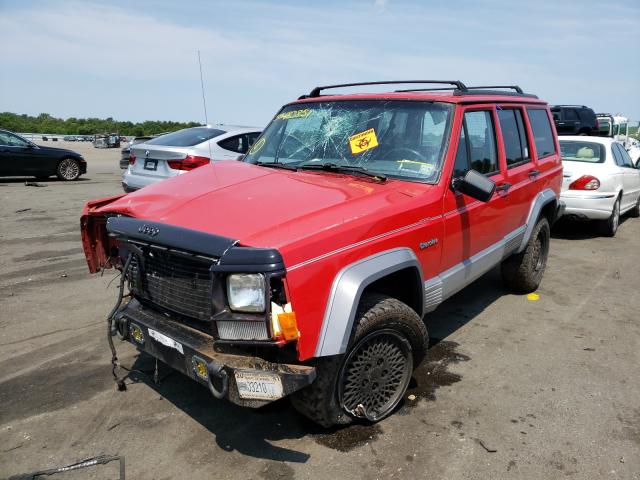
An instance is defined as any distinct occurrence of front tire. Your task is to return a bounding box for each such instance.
[56,157,81,181]
[291,294,427,427]
[502,217,550,293]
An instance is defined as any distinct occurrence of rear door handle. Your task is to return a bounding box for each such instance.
[529,169,540,178]
[496,183,511,192]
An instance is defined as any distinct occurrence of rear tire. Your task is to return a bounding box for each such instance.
[502,217,550,293]
[56,157,81,181]
[291,294,427,427]
[599,197,620,236]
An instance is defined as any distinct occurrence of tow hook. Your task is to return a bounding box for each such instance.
[115,315,129,340]
[206,359,229,399]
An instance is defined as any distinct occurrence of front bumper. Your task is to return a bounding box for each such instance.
[115,300,315,407]
[560,191,616,220]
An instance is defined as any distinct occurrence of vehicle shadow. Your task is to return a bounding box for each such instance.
[128,354,316,463]
[0,176,91,183]
[551,217,630,240]
[125,267,507,461]
[424,266,506,344]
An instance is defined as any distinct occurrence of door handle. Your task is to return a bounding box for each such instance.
[529,169,540,179]
[496,183,511,192]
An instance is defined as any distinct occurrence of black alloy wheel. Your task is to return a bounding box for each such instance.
[338,328,412,422]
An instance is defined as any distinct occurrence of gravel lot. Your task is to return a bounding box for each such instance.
[1,141,639,479]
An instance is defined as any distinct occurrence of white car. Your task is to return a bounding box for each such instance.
[559,136,640,236]
[122,125,261,192]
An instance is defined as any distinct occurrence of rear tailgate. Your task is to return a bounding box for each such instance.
[130,144,191,180]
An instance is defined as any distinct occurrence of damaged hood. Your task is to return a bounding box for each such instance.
[94,161,433,262]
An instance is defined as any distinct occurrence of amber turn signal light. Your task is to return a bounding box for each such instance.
[277,312,299,341]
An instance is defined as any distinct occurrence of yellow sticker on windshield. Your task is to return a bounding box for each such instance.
[276,109,312,121]
[249,137,265,154]
[349,128,379,155]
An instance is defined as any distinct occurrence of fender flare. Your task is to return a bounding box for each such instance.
[314,248,423,357]
[518,188,557,253]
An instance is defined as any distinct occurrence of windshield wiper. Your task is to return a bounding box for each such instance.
[298,163,387,182]
[255,161,298,171]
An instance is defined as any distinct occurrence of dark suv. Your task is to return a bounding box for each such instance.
[551,105,598,135]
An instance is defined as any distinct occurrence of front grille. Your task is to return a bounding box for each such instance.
[217,321,269,341]
[130,250,214,322]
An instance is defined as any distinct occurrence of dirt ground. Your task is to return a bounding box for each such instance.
[0,141,639,479]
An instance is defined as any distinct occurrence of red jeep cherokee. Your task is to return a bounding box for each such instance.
[82,81,563,427]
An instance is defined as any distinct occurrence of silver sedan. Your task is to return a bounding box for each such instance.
[122,125,261,192]
[559,136,640,236]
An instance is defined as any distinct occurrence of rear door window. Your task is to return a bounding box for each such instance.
[611,143,625,166]
[247,132,261,147]
[564,109,579,121]
[526,108,556,158]
[218,134,248,153]
[614,143,633,167]
[498,109,531,168]
[453,110,498,177]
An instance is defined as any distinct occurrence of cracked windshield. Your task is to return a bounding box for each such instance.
[245,100,453,182]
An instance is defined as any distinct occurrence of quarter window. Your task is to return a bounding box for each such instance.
[498,109,531,168]
[526,108,556,158]
[453,110,498,177]
[218,134,247,154]
[453,125,468,178]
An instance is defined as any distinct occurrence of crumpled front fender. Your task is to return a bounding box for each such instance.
[80,194,126,273]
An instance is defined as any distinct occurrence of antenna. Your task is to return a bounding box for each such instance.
[197,50,209,125]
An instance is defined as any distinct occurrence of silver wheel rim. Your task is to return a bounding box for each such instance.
[59,159,79,180]
[612,201,620,231]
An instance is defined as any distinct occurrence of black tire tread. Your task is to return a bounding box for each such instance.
[598,197,620,237]
[501,217,550,293]
[291,294,427,427]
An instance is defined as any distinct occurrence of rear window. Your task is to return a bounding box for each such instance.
[146,127,226,147]
[526,108,556,158]
[559,141,605,163]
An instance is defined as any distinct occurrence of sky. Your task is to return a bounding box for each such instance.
[0,0,638,127]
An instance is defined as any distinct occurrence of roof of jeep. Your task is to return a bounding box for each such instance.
[293,91,548,106]
[290,81,548,107]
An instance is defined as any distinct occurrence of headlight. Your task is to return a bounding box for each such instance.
[227,274,266,312]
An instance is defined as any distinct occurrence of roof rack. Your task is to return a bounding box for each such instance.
[395,85,537,98]
[302,80,467,98]
[551,105,588,108]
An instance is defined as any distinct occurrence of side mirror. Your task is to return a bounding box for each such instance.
[453,170,496,202]
[236,154,246,161]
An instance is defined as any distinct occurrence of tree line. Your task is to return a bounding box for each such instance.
[0,112,201,136]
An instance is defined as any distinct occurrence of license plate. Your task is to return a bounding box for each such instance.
[148,328,183,354]
[144,159,158,171]
[234,371,283,400]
